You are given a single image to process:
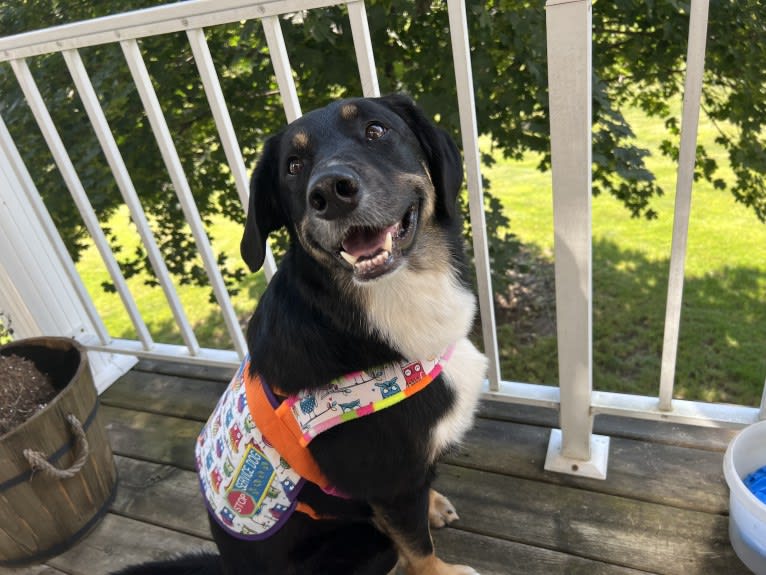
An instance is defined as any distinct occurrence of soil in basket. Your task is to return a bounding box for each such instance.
[0,354,58,435]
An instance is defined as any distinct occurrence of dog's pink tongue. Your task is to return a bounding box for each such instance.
[342,224,396,258]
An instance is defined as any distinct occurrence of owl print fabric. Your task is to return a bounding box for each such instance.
[286,344,455,445]
[195,362,304,540]
[195,345,454,539]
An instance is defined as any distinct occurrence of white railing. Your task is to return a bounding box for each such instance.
[0,0,763,480]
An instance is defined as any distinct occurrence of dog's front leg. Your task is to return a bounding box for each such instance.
[372,486,478,575]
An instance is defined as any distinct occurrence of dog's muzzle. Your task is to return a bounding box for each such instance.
[337,201,420,281]
[308,167,360,222]
[305,166,422,282]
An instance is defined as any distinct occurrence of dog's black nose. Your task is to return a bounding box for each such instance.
[308,169,360,220]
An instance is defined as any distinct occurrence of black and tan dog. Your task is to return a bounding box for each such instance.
[116,94,487,575]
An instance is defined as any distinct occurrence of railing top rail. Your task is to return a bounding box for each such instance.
[0,0,351,62]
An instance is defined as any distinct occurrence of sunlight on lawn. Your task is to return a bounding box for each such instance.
[485,101,765,406]
[75,206,267,348]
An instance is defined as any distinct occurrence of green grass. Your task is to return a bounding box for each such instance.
[75,101,765,407]
[486,100,766,406]
[74,209,268,349]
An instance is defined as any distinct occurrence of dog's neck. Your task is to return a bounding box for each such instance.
[357,264,476,361]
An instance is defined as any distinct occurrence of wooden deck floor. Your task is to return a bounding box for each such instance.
[3,360,753,575]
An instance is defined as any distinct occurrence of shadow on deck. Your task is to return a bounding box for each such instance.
[2,360,751,575]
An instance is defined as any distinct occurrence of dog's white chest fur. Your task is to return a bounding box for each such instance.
[360,266,488,460]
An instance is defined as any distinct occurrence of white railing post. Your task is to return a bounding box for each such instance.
[658,0,710,411]
[62,48,202,358]
[120,38,247,358]
[543,0,609,479]
[347,0,380,98]
[447,0,502,391]
[186,27,278,281]
[0,116,137,392]
[10,57,155,350]
[261,15,302,124]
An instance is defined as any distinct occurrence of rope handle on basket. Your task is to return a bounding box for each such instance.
[23,414,90,480]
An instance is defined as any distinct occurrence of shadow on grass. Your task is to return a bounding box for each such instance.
[496,238,765,406]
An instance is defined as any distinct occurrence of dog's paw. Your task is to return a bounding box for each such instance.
[428,489,459,529]
[405,557,479,575]
[435,565,478,575]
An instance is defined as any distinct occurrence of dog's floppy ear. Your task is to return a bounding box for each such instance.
[378,94,463,221]
[241,134,286,272]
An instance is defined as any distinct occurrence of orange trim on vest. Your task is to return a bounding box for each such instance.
[244,362,331,490]
[295,502,328,521]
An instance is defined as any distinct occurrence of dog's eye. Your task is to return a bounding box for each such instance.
[365,122,388,141]
[287,157,303,175]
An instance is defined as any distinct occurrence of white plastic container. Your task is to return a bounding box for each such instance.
[723,419,766,575]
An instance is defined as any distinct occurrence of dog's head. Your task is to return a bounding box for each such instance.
[240,94,463,283]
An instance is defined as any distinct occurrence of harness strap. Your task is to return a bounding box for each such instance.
[295,501,328,520]
[244,345,455,496]
[245,365,331,491]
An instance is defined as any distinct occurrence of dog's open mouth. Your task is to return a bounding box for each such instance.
[338,202,419,280]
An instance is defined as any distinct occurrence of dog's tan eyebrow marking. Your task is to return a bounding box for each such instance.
[292,131,310,149]
[340,103,358,120]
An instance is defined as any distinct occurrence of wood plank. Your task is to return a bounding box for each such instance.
[45,514,216,575]
[434,465,748,575]
[0,502,644,575]
[108,457,648,575]
[432,528,648,575]
[478,401,738,451]
[102,396,730,516]
[111,456,211,539]
[109,456,647,575]
[446,416,730,513]
[101,370,224,421]
[0,565,68,574]
[95,367,747,575]
[102,406,200,470]
[594,413,738,451]
[133,360,235,383]
[104,454,738,575]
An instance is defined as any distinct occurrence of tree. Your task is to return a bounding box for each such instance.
[0,0,763,297]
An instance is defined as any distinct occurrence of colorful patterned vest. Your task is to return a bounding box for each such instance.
[195,345,454,540]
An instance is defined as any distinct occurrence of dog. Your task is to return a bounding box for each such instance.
[115,94,487,575]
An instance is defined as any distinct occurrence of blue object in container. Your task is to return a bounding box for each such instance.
[745,465,766,505]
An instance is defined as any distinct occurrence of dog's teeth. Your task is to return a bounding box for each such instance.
[340,251,358,266]
[384,231,393,253]
[352,250,391,274]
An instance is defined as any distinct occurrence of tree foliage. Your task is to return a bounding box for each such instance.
[0,0,763,296]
